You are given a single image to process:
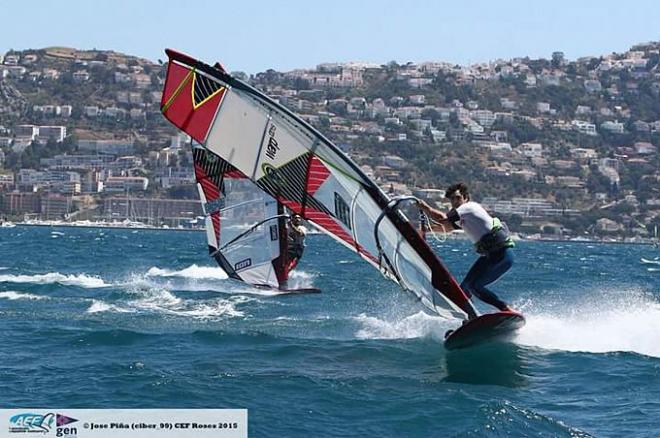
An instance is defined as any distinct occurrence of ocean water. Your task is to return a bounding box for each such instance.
[1,226,659,437]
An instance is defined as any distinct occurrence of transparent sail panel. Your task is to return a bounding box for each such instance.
[220,179,281,287]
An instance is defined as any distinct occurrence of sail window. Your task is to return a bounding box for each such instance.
[193,73,224,107]
[334,193,352,229]
[270,224,279,241]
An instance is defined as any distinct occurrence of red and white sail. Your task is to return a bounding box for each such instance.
[161,49,476,318]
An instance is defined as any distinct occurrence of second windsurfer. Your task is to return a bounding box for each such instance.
[287,214,307,270]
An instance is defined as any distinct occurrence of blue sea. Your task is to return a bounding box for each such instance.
[1,225,659,437]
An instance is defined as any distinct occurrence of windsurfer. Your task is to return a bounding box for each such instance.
[419,183,515,314]
[287,214,307,270]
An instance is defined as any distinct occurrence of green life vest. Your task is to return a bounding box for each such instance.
[474,217,515,255]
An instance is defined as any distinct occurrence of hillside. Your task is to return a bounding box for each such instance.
[0,44,658,238]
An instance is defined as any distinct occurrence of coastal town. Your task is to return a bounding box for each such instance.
[0,43,658,242]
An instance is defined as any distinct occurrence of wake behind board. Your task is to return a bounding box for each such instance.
[278,287,321,295]
[444,311,525,350]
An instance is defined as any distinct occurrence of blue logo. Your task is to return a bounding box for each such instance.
[9,412,55,433]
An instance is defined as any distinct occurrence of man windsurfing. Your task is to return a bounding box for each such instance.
[287,214,307,271]
[419,183,515,315]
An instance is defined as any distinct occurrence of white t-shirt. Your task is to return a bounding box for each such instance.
[448,201,493,243]
[289,224,307,247]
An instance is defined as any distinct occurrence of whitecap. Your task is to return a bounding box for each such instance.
[146,264,228,280]
[515,289,660,358]
[0,291,48,300]
[86,299,135,314]
[354,311,453,340]
[640,257,660,265]
[0,272,110,288]
[285,270,317,290]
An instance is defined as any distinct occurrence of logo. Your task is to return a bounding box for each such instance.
[56,414,78,427]
[234,258,252,271]
[261,163,287,188]
[264,124,279,160]
[8,413,78,435]
[9,412,55,433]
[203,197,225,214]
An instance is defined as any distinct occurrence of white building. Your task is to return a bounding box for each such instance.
[572,120,598,136]
[634,142,657,155]
[36,126,66,143]
[481,197,578,218]
[72,70,90,82]
[519,142,543,158]
[576,105,591,115]
[570,148,598,161]
[41,154,114,170]
[600,120,625,134]
[537,102,551,113]
[84,106,100,118]
[471,110,495,127]
[156,168,195,188]
[60,105,73,118]
[14,125,39,140]
[383,155,406,169]
[500,98,517,110]
[78,139,134,155]
[409,95,426,105]
[103,176,149,192]
[0,173,14,187]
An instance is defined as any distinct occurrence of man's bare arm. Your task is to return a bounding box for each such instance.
[419,200,449,223]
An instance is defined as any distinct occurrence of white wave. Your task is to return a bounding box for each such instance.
[354,311,453,340]
[146,264,228,280]
[286,270,317,290]
[124,277,249,319]
[274,316,299,321]
[127,287,182,308]
[0,291,48,301]
[648,267,660,272]
[515,290,660,358]
[86,299,135,314]
[86,287,247,319]
[0,273,110,288]
[167,299,246,319]
[641,257,660,265]
[128,292,247,319]
[144,265,317,296]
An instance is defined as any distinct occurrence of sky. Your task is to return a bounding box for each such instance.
[1,0,659,73]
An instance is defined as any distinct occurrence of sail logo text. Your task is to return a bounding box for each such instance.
[235,258,252,271]
[265,124,279,160]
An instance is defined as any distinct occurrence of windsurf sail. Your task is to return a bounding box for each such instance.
[160,49,477,318]
[192,145,292,289]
